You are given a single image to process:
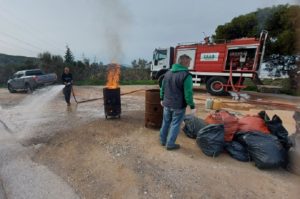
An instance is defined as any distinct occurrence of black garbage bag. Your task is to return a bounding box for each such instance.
[258,111,291,150]
[225,141,251,162]
[196,124,224,157]
[258,110,270,121]
[235,132,287,169]
[183,115,207,139]
[267,115,291,150]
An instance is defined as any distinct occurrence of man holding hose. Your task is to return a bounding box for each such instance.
[160,54,196,150]
[61,67,73,106]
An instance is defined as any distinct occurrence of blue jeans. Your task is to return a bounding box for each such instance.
[160,107,186,147]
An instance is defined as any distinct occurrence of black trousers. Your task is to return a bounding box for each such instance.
[63,85,72,103]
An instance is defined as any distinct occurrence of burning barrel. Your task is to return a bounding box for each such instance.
[103,87,121,119]
[145,89,163,128]
[104,63,121,119]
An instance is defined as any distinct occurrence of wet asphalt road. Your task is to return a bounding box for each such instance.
[0,86,80,199]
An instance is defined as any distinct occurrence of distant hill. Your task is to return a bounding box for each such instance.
[0,53,40,84]
[0,53,38,67]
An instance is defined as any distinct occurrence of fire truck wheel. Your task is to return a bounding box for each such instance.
[206,77,228,96]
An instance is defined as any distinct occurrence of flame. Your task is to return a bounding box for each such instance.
[106,63,120,89]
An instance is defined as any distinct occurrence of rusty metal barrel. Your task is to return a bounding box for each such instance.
[145,89,163,129]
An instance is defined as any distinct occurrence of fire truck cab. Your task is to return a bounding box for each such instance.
[151,31,268,96]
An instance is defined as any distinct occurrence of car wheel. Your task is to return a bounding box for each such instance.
[8,84,16,93]
[206,77,228,96]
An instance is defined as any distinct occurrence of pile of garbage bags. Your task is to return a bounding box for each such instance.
[183,110,296,170]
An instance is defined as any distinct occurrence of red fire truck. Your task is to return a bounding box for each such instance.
[151,31,268,95]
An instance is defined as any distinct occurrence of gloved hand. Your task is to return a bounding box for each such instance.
[67,82,71,86]
[190,108,197,116]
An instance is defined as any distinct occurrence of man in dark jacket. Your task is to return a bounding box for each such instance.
[160,54,196,150]
[61,67,73,106]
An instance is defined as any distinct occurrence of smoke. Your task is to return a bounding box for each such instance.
[293,0,300,4]
[256,8,273,33]
[91,0,132,62]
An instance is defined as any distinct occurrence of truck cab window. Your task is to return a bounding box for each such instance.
[153,50,167,65]
[157,50,167,60]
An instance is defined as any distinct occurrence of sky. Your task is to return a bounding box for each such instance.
[0,0,299,64]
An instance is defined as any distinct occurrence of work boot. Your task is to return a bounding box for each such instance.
[67,102,71,106]
[160,142,166,146]
[166,144,180,150]
[160,138,166,146]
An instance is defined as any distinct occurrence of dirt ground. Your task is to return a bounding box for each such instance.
[1,85,300,199]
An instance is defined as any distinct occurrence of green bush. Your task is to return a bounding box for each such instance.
[120,80,157,85]
[243,78,295,95]
[75,79,106,86]
[243,79,257,91]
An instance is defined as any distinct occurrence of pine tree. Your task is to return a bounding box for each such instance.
[64,45,74,64]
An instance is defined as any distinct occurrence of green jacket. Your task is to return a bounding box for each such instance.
[160,64,195,109]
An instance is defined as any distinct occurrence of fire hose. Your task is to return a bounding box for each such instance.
[71,87,146,104]
[71,87,299,111]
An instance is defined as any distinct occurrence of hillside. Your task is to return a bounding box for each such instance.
[0,53,38,67]
[0,53,39,84]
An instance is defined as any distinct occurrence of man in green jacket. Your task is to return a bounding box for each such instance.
[160,54,196,150]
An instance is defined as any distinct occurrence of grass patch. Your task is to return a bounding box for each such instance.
[120,80,157,85]
[243,78,293,95]
[75,79,157,86]
[243,79,257,91]
[75,79,105,86]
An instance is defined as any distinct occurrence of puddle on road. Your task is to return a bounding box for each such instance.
[66,102,105,119]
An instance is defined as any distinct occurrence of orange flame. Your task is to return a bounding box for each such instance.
[106,63,120,89]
